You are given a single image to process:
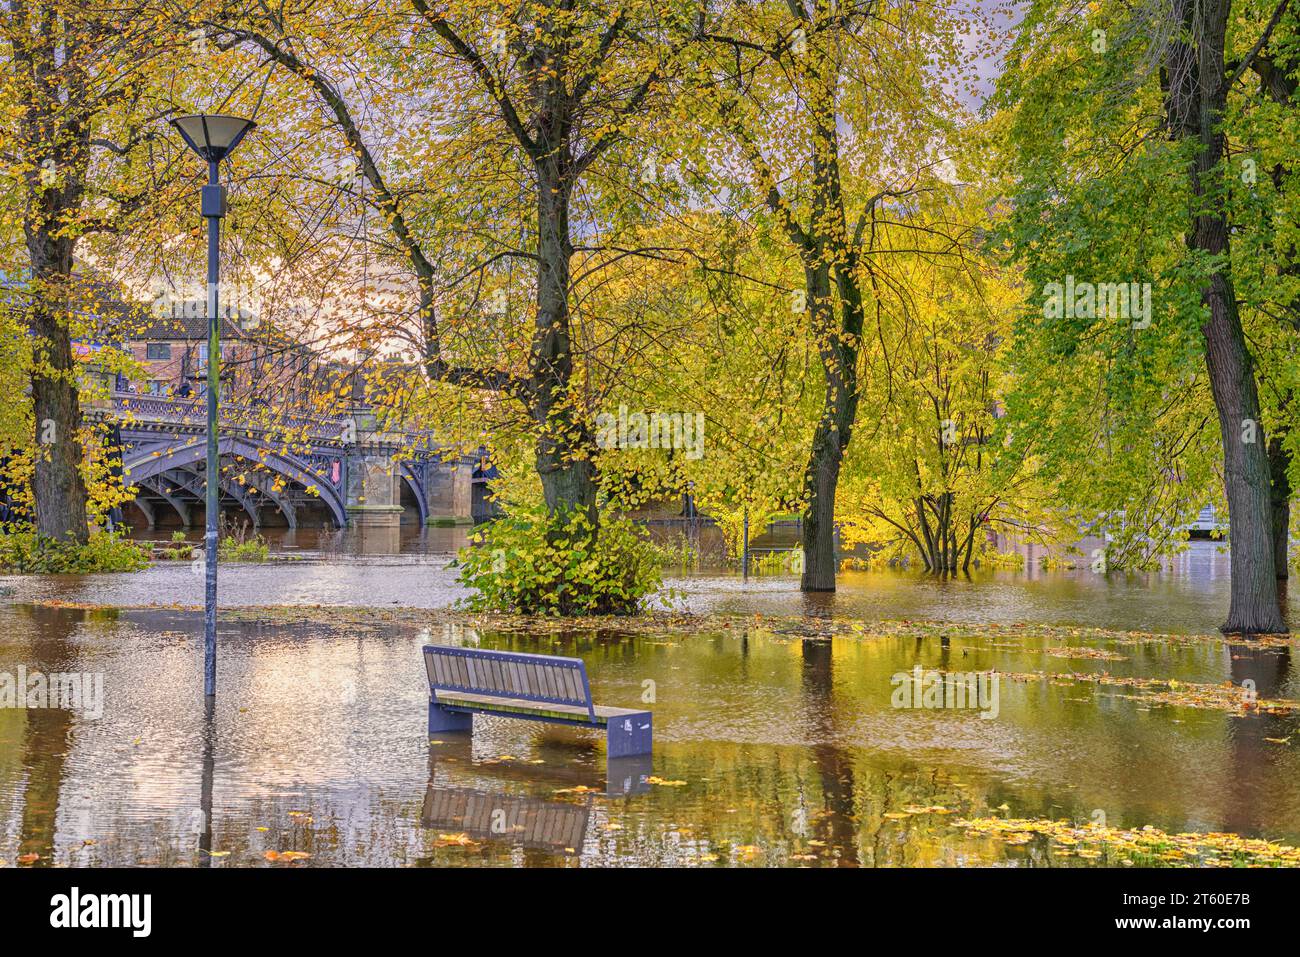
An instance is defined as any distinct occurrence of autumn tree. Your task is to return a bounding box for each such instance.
[0,0,181,542]
[691,0,974,589]
[204,0,699,542]
[994,0,1297,632]
[836,232,1044,572]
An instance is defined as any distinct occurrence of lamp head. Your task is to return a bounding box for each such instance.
[170,114,256,162]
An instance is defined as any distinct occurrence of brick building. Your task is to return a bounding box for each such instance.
[121,303,326,408]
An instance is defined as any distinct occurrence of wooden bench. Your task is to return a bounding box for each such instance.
[422,645,653,758]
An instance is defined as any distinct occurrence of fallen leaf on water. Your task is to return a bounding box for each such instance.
[646,776,687,787]
[17,854,40,865]
[264,850,311,862]
[433,832,478,847]
[554,785,599,794]
[1264,737,1292,745]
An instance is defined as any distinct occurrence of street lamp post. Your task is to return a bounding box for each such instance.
[170,114,256,700]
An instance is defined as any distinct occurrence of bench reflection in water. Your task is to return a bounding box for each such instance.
[427,735,652,798]
[421,786,590,854]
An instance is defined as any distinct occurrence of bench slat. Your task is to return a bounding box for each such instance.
[437,691,600,723]
[424,645,606,725]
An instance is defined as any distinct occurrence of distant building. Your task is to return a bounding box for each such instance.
[120,303,324,407]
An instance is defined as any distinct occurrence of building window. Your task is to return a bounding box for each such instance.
[148,380,169,395]
[146,342,172,360]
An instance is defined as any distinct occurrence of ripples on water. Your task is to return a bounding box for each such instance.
[1,540,1298,866]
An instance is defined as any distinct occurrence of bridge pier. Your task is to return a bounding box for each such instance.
[343,408,474,528]
[345,452,406,528]
[344,409,408,529]
[423,463,474,526]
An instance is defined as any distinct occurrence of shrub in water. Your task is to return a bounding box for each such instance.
[0,531,151,573]
[218,535,270,562]
[457,505,661,615]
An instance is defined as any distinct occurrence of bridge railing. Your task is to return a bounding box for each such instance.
[111,391,349,441]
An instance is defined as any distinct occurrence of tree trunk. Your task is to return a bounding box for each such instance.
[29,317,90,544]
[16,14,92,545]
[800,253,861,591]
[1255,62,1300,585]
[802,430,843,590]
[788,23,863,593]
[1165,0,1286,633]
[531,159,596,524]
[25,245,90,545]
[1269,435,1290,579]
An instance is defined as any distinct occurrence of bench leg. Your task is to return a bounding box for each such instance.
[428,700,472,734]
[605,754,653,796]
[606,711,652,758]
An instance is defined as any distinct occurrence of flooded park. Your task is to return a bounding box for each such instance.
[9,0,1300,938]
[3,536,1299,868]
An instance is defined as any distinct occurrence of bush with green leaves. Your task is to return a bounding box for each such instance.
[0,531,151,573]
[457,505,662,615]
[219,535,270,562]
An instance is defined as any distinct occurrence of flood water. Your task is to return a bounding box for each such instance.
[2,540,1299,867]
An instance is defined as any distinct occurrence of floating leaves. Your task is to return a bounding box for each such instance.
[992,670,1300,715]
[263,850,311,863]
[1044,646,1128,661]
[957,816,1300,867]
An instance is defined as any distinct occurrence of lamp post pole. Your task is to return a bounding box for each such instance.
[203,157,222,700]
[171,113,255,702]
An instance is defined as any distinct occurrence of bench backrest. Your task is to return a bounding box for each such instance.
[423,645,595,720]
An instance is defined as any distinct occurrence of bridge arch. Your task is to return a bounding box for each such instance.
[399,462,428,525]
[153,466,262,528]
[124,435,348,527]
[137,475,193,527]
